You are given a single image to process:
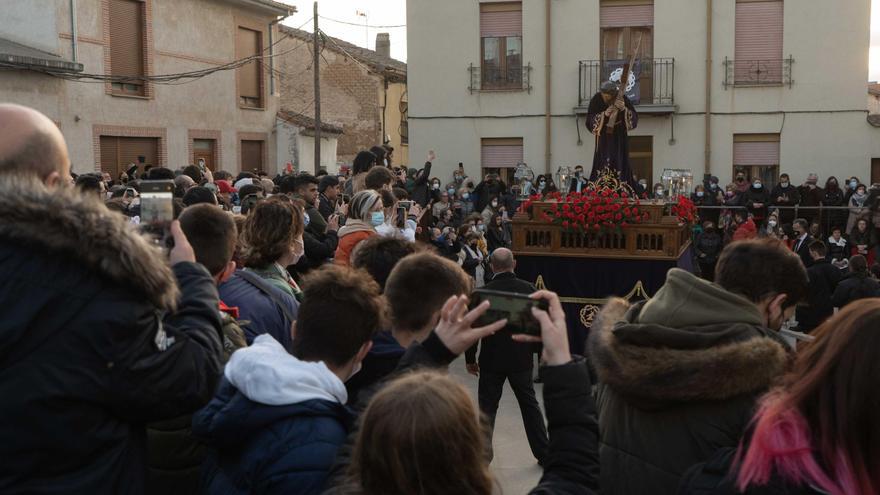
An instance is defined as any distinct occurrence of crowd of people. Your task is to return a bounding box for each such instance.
[1,102,879,495]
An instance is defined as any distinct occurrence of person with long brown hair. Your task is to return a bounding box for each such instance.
[679,299,880,494]
[331,290,600,495]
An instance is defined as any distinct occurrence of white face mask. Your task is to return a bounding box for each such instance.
[432,183,440,190]
[850,180,858,189]
[462,192,470,200]
[780,181,789,187]
[696,191,704,197]
[656,188,664,195]
[768,220,778,227]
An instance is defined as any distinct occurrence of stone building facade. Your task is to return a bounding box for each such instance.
[0,0,293,176]
[275,27,408,168]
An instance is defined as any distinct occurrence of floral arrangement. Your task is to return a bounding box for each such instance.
[523,189,649,232]
[670,195,697,224]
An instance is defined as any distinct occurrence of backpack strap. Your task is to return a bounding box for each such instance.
[235,270,296,323]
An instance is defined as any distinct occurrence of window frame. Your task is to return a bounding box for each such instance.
[106,0,150,98]
[235,24,265,110]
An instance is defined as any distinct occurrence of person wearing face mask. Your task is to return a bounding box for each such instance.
[194,265,385,495]
[335,190,383,266]
[458,231,485,286]
[473,172,507,213]
[821,176,846,237]
[760,213,781,239]
[846,183,870,233]
[221,196,303,349]
[481,194,503,227]
[591,239,807,495]
[691,185,715,223]
[433,189,452,219]
[742,178,771,225]
[456,184,476,221]
[635,178,649,198]
[769,173,800,225]
[652,183,665,200]
[791,218,815,267]
[734,172,749,193]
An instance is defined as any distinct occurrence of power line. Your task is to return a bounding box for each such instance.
[3,17,314,86]
[318,14,405,29]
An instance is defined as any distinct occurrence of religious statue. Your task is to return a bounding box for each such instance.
[587,80,638,187]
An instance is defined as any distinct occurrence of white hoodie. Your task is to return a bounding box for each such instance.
[224,334,348,406]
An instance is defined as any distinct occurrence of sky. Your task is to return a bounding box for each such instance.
[282,0,880,81]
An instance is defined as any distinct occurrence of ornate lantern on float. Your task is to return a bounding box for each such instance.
[556,166,573,194]
[513,162,535,199]
[661,168,694,200]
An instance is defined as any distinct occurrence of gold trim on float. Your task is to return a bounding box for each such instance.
[532,276,652,327]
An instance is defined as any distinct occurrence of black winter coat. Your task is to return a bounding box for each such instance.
[0,178,224,495]
[466,273,537,372]
[411,161,433,207]
[677,446,827,495]
[795,260,841,331]
[694,231,723,264]
[831,272,880,309]
[588,282,790,495]
[325,332,600,495]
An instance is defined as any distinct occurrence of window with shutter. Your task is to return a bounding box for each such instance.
[109,0,146,96]
[479,2,522,90]
[236,27,263,108]
[733,134,780,188]
[599,1,654,104]
[481,138,523,170]
[734,0,784,85]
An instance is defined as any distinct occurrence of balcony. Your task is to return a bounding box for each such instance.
[723,56,794,89]
[468,63,533,93]
[577,58,675,115]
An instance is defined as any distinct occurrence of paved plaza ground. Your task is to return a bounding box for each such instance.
[449,356,545,494]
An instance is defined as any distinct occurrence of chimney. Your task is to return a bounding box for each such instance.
[375,33,390,58]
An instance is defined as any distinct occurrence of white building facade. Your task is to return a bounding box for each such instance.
[407,0,880,189]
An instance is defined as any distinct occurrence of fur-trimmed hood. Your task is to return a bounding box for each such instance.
[589,270,789,409]
[0,175,179,310]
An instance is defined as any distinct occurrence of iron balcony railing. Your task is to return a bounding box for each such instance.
[723,56,794,88]
[468,63,532,93]
[578,58,675,108]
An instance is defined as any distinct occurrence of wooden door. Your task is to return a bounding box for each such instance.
[241,140,263,173]
[193,139,215,171]
[871,158,880,185]
[99,136,158,177]
[629,136,653,186]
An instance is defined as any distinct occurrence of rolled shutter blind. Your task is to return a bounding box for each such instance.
[480,3,522,37]
[735,1,783,61]
[100,136,119,176]
[236,28,261,99]
[118,137,159,172]
[600,3,654,28]
[481,144,523,168]
[109,0,145,78]
[733,140,780,166]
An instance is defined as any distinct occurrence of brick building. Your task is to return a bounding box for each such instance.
[276,27,408,168]
[0,0,293,176]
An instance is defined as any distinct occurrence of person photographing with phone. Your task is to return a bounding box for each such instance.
[0,104,226,494]
[327,287,599,495]
[465,248,549,465]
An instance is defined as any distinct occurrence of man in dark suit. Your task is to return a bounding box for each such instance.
[792,218,814,268]
[569,165,588,194]
[465,248,548,465]
[796,240,842,333]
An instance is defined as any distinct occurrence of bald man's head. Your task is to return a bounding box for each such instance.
[0,104,70,187]
[490,248,515,273]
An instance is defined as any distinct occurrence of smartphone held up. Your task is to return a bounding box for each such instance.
[139,180,175,248]
[469,289,548,336]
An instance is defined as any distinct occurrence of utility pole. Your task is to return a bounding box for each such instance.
[313,2,321,174]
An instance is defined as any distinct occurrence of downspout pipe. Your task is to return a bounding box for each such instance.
[69,0,78,62]
[544,0,552,174]
[704,0,712,177]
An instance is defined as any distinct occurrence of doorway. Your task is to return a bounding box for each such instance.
[193,139,216,171]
